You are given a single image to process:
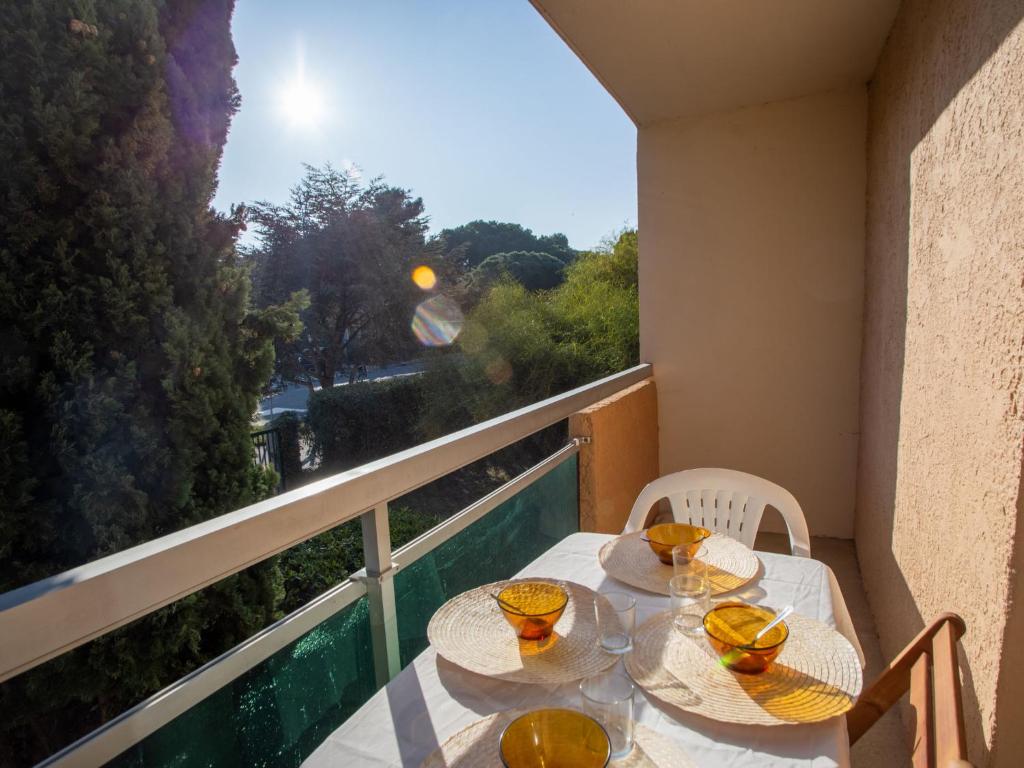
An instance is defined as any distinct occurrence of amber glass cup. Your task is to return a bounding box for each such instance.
[499,708,610,768]
[495,582,569,640]
[641,523,711,564]
[703,601,789,674]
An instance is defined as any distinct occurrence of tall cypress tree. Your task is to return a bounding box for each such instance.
[0,1,292,760]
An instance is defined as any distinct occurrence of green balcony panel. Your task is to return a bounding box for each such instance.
[103,453,577,767]
[107,596,375,768]
[394,454,579,667]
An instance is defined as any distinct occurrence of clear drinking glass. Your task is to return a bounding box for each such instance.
[670,571,710,636]
[594,591,636,654]
[672,542,707,575]
[580,669,635,759]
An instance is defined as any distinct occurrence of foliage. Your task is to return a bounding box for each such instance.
[418,284,581,435]
[550,229,639,374]
[250,464,282,501]
[434,220,575,271]
[419,229,639,432]
[306,375,425,473]
[0,1,298,761]
[0,0,635,758]
[248,165,443,389]
[466,250,566,294]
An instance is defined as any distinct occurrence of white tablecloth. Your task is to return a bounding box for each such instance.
[303,533,859,768]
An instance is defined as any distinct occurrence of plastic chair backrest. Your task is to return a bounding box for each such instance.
[622,468,811,558]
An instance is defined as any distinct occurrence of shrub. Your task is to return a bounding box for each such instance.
[306,375,425,472]
[418,229,639,436]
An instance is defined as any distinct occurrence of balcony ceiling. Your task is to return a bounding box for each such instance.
[530,0,900,126]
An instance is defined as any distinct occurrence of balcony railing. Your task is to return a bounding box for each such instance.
[0,364,652,767]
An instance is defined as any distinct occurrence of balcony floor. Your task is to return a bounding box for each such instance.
[754,533,910,768]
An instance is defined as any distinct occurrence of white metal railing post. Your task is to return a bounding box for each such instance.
[360,504,401,686]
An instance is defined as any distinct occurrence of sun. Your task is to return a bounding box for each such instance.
[278,76,326,130]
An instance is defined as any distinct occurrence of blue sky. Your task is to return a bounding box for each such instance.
[213,0,637,251]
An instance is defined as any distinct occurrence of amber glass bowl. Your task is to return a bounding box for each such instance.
[642,523,711,564]
[495,582,569,640]
[499,708,610,768]
[703,601,789,674]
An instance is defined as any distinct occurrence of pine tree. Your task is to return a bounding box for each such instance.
[0,1,292,760]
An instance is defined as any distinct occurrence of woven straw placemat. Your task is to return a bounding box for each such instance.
[420,711,696,768]
[599,532,760,596]
[625,611,863,725]
[427,579,619,684]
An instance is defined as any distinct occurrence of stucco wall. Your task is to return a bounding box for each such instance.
[570,379,659,533]
[637,87,866,539]
[855,2,1024,764]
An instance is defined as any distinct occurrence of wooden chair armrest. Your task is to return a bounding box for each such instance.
[847,614,966,765]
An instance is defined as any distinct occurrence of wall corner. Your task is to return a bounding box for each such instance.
[570,377,659,533]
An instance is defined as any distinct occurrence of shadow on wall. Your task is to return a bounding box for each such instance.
[990,467,1024,765]
[855,1,1024,764]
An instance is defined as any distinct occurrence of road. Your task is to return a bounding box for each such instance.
[255,360,425,423]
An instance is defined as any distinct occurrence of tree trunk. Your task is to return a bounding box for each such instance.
[318,349,336,389]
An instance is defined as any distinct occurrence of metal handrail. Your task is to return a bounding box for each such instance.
[388,441,581,571]
[0,364,651,684]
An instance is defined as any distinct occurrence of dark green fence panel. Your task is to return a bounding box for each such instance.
[251,427,285,493]
[393,454,579,667]
[106,596,375,768]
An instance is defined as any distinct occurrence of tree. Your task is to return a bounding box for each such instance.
[433,220,576,271]
[466,250,566,294]
[418,230,639,436]
[249,166,440,389]
[0,1,297,760]
[550,229,639,374]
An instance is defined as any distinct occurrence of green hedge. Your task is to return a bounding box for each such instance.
[306,376,425,473]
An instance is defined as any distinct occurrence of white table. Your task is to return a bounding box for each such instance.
[304,533,860,768]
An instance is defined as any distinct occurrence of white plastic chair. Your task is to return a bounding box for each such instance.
[622,468,812,558]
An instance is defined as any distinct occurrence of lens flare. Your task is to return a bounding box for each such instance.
[485,357,513,385]
[411,295,463,347]
[412,265,437,290]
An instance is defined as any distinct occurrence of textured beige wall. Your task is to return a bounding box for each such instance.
[570,379,659,534]
[638,87,866,538]
[855,2,1024,764]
